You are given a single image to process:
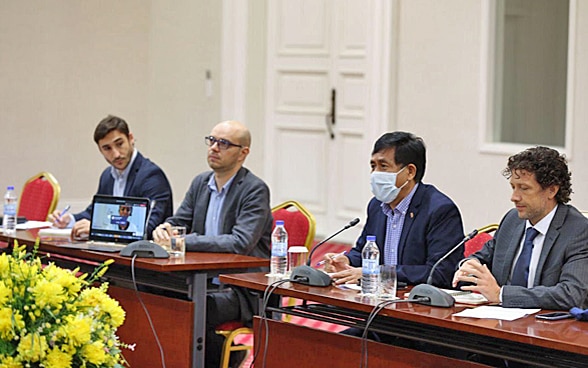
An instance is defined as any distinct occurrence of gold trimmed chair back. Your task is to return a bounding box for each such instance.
[464,224,499,257]
[17,172,60,221]
[271,200,316,251]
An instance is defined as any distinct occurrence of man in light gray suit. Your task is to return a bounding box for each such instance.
[153,120,272,368]
[453,146,588,310]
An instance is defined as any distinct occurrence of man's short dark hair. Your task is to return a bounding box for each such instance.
[94,115,130,143]
[372,131,426,182]
[502,146,572,204]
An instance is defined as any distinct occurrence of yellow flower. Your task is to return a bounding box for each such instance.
[0,254,10,278]
[42,264,83,297]
[78,288,106,308]
[17,333,48,362]
[0,308,24,340]
[44,347,73,368]
[0,283,12,306]
[0,241,128,367]
[99,297,126,328]
[81,341,107,365]
[61,316,91,347]
[0,355,22,368]
[31,278,66,309]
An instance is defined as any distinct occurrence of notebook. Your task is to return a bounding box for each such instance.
[440,289,489,305]
[56,195,150,253]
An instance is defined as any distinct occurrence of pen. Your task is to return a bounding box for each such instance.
[316,250,348,266]
[55,205,71,222]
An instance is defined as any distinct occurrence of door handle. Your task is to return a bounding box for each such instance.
[325,88,336,139]
[325,115,335,139]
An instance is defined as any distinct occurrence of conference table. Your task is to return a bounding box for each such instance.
[0,229,269,368]
[220,272,588,368]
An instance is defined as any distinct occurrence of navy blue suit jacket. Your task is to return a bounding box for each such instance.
[74,151,173,236]
[347,183,464,288]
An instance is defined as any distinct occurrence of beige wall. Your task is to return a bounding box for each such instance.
[393,0,588,231]
[393,0,511,231]
[0,0,223,213]
[243,0,267,176]
[144,0,223,205]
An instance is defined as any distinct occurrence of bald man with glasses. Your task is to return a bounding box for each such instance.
[153,120,272,368]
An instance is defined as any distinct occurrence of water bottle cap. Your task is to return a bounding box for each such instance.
[275,220,284,226]
[366,235,376,242]
[7,186,14,191]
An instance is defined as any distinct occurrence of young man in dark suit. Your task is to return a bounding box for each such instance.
[49,115,173,237]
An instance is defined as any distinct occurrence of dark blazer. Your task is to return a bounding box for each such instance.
[347,183,464,288]
[74,152,173,236]
[166,167,272,262]
[471,205,588,310]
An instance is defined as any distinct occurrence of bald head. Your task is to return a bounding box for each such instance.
[207,120,251,180]
[215,120,251,148]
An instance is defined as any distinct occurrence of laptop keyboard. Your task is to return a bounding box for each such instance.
[55,241,127,253]
[86,241,127,250]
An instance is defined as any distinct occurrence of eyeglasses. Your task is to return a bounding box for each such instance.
[204,136,243,150]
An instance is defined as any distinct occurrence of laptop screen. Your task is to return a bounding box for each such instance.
[89,195,150,244]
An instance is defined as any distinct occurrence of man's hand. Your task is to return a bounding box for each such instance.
[71,219,90,240]
[321,253,360,285]
[323,252,350,273]
[331,266,362,285]
[152,222,172,244]
[48,210,72,229]
[453,259,501,303]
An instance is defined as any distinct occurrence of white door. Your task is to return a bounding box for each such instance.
[264,0,393,243]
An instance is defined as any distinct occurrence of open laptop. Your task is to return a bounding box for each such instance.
[58,195,151,252]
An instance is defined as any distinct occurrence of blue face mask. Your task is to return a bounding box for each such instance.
[370,167,408,204]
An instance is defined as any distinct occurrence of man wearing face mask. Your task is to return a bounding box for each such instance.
[324,131,464,288]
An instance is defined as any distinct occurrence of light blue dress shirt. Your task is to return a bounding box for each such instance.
[205,173,236,236]
[382,183,418,265]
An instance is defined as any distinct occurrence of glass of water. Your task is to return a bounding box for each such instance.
[379,264,397,299]
[169,226,186,257]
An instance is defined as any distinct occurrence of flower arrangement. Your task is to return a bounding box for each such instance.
[0,241,130,368]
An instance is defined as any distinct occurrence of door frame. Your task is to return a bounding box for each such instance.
[221,0,397,238]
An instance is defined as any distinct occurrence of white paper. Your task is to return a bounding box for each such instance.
[38,228,72,238]
[453,305,540,321]
[337,283,361,291]
[16,221,53,230]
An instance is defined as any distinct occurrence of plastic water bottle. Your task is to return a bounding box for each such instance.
[3,186,17,235]
[270,220,288,275]
[361,235,380,295]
